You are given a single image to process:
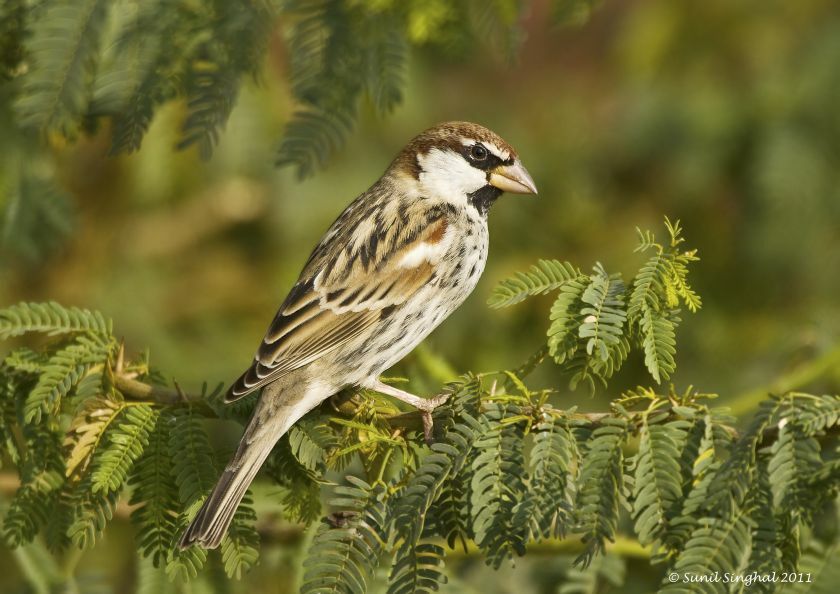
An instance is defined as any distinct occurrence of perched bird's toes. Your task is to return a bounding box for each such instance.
[420,394,450,444]
[428,393,450,409]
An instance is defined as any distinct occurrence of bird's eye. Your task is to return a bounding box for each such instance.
[470,144,488,161]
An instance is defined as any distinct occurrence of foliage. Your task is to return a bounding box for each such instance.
[0,0,571,176]
[0,301,257,579]
[491,217,700,390]
[0,166,75,263]
[2,221,839,593]
[0,0,593,264]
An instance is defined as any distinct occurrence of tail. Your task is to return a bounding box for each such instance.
[177,381,325,549]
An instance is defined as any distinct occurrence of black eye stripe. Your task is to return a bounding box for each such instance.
[461,144,504,170]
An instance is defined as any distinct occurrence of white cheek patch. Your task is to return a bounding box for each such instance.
[397,241,445,268]
[417,148,487,203]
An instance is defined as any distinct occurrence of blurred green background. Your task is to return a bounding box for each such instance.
[2,0,840,591]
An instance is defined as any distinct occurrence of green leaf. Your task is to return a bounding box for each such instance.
[359,10,406,114]
[289,415,337,472]
[101,0,182,154]
[469,403,528,567]
[488,260,582,309]
[638,307,677,384]
[514,413,576,541]
[661,513,752,593]
[788,542,840,594]
[129,411,180,567]
[176,60,240,159]
[706,395,789,516]
[301,477,387,594]
[24,333,113,424]
[276,108,356,180]
[66,480,118,549]
[277,0,411,177]
[1,168,75,262]
[787,392,840,435]
[387,542,447,594]
[15,0,112,136]
[136,554,178,594]
[558,552,627,594]
[220,492,260,579]
[176,0,273,158]
[666,416,723,549]
[547,276,589,364]
[552,0,603,27]
[746,461,782,581]
[0,0,27,80]
[91,405,157,494]
[574,419,627,566]
[467,0,524,62]
[632,418,689,548]
[0,301,111,340]
[767,421,821,513]
[568,265,629,389]
[264,437,323,524]
[64,397,124,479]
[391,413,480,547]
[3,425,65,547]
[166,408,216,579]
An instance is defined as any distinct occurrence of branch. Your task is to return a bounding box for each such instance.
[113,373,216,416]
[114,371,839,450]
[113,373,439,432]
[444,534,650,561]
[729,342,840,417]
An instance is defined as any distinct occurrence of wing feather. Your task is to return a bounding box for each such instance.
[225,206,448,402]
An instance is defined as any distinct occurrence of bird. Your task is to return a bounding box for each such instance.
[178,121,537,549]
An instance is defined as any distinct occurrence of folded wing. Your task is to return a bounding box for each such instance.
[226,212,448,401]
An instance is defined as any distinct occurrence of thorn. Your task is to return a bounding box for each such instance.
[174,380,188,403]
[115,339,125,373]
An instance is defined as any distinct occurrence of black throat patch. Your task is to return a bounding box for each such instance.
[467,185,503,217]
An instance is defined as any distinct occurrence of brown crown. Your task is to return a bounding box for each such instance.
[390,121,518,179]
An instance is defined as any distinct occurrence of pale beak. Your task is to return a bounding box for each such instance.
[489,160,538,195]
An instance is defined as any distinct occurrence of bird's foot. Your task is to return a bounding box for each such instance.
[366,380,450,443]
[416,393,450,443]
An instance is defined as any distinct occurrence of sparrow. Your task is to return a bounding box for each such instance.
[178,121,537,549]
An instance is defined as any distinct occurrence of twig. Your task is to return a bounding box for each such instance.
[109,374,716,438]
[728,343,840,417]
[114,374,449,434]
[113,374,215,416]
[114,373,836,448]
[443,534,650,561]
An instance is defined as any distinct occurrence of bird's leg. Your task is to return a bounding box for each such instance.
[366,380,449,442]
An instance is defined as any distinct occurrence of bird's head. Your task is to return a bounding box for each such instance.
[389,121,537,216]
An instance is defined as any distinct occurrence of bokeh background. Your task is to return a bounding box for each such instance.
[2,0,840,591]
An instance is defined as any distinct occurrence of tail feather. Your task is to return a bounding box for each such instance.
[177,412,284,549]
[178,380,328,549]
